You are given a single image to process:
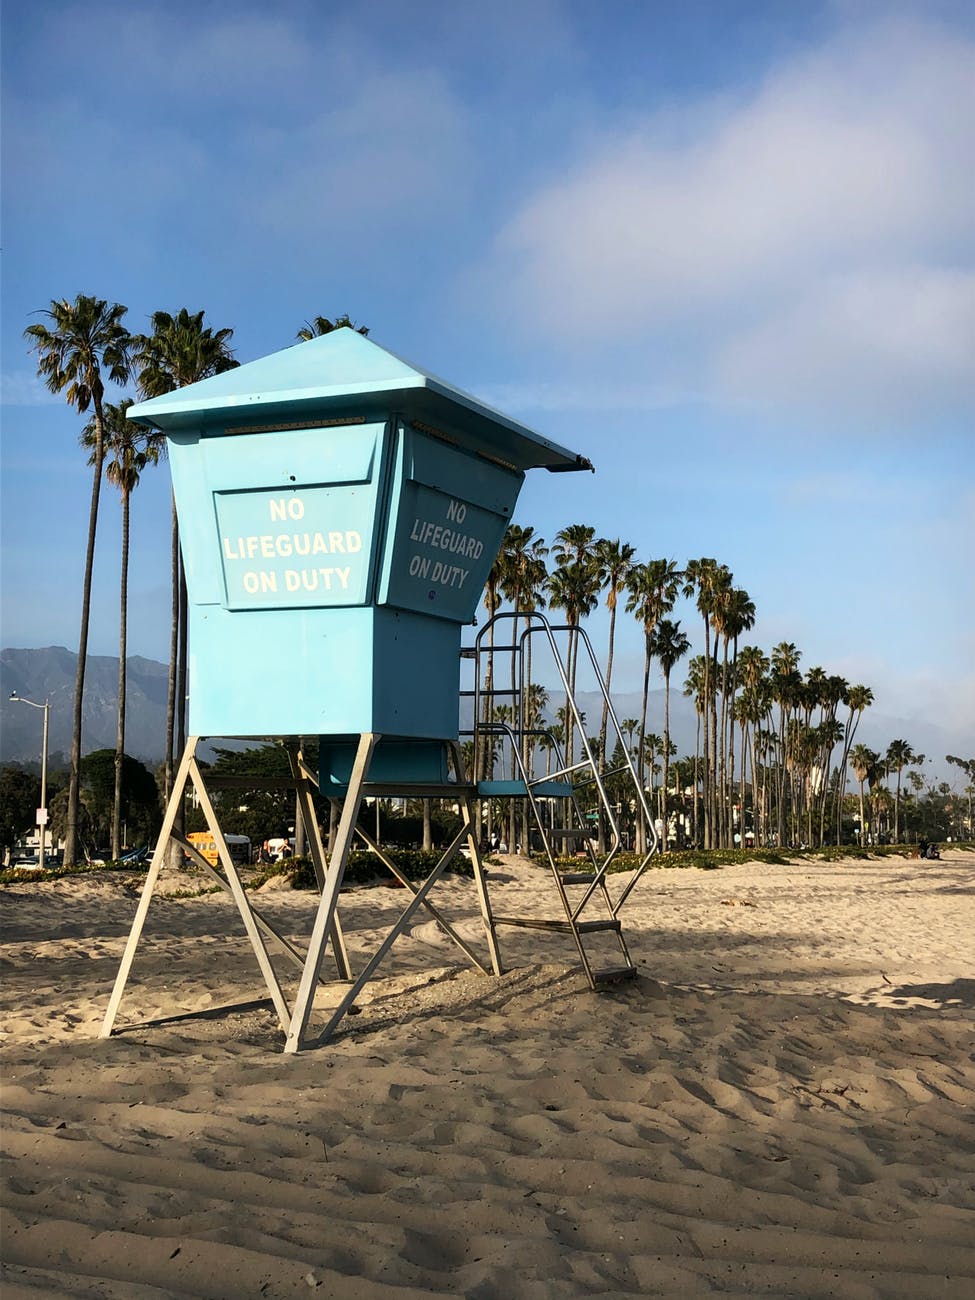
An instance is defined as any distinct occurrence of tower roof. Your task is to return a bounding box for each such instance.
[128,329,592,473]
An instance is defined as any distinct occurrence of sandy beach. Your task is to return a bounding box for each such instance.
[2,850,973,1298]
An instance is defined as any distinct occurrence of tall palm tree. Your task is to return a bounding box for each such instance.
[649,618,690,849]
[133,309,238,796]
[884,739,917,844]
[836,684,874,844]
[735,645,770,846]
[769,641,803,846]
[682,559,731,847]
[682,655,708,847]
[711,586,756,845]
[592,539,636,803]
[82,400,157,858]
[849,744,879,846]
[24,295,131,867]
[498,524,548,848]
[626,559,681,849]
[546,558,600,769]
[296,315,369,341]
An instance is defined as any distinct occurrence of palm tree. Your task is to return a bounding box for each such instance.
[735,645,770,846]
[682,559,731,847]
[24,295,131,867]
[133,309,238,796]
[769,641,803,847]
[592,539,636,809]
[711,586,756,845]
[498,525,548,848]
[849,744,879,846]
[649,619,690,849]
[626,559,681,849]
[682,655,708,847]
[836,685,874,844]
[296,315,369,341]
[546,558,600,769]
[884,740,917,844]
[82,400,157,858]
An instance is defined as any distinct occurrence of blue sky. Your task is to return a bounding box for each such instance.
[2,0,973,770]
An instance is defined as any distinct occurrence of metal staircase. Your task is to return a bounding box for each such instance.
[461,612,658,989]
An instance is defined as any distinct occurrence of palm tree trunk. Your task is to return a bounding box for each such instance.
[597,605,618,855]
[64,406,106,868]
[692,711,701,847]
[112,486,131,860]
[660,668,672,851]
[636,641,651,855]
[423,798,433,851]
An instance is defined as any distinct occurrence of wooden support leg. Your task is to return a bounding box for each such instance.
[285,744,352,980]
[100,738,199,1038]
[189,755,292,1033]
[284,733,379,1054]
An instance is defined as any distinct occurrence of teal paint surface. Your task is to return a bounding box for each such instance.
[127,332,589,743]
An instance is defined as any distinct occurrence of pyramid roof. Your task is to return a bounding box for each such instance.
[127,329,591,473]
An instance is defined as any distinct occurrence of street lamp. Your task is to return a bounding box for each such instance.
[9,693,50,869]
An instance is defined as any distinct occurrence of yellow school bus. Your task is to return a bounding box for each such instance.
[186,831,251,868]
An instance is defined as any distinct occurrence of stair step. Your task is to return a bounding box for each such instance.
[492,916,575,933]
[576,919,621,934]
[592,966,638,986]
[559,871,600,885]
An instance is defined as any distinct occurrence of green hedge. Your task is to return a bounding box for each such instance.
[249,848,473,891]
[533,842,975,875]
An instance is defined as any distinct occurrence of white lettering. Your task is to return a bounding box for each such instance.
[446,499,467,523]
[270,497,305,521]
[328,531,345,553]
[243,572,259,593]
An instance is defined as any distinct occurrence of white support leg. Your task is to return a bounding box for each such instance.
[189,755,292,1033]
[100,738,199,1037]
[286,744,352,980]
[284,733,379,1054]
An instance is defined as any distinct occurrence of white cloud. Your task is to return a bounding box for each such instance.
[717,267,975,416]
[482,16,975,419]
[247,69,474,238]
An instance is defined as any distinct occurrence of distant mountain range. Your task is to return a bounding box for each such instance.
[0,646,966,785]
[1,647,169,767]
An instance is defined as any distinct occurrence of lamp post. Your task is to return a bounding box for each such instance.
[9,693,50,869]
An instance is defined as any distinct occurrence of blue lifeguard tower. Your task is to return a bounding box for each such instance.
[101,331,656,1053]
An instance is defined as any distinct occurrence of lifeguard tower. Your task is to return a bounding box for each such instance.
[101,331,657,1053]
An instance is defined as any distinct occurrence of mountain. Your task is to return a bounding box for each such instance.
[1,647,169,767]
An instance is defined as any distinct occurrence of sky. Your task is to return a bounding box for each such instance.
[2,0,973,775]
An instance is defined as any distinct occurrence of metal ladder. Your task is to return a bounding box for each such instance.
[461,612,658,989]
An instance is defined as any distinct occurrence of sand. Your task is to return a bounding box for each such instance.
[1,850,973,1298]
